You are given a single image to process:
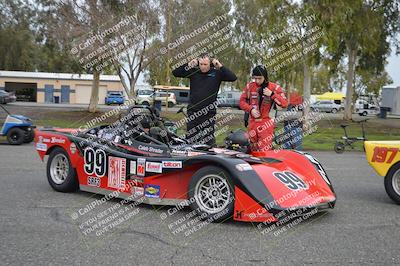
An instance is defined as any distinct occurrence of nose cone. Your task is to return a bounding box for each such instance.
[251,163,336,209]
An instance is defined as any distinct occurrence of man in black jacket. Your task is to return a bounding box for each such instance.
[172,53,237,146]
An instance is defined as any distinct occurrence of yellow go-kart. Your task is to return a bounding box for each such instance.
[365,141,400,204]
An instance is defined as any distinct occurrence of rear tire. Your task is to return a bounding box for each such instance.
[362,111,368,116]
[334,141,345,154]
[188,166,234,222]
[6,128,25,145]
[384,163,400,204]
[47,147,78,192]
[24,129,35,143]
[331,108,338,114]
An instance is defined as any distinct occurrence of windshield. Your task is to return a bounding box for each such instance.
[138,90,153,96]
[108,91,123,96]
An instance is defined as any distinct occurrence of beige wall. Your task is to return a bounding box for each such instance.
[0,77,123,104]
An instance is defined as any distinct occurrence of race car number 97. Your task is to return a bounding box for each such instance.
[84,147,106,177]
[273,171,308,190]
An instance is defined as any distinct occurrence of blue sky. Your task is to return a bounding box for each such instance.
[387,49,400,87]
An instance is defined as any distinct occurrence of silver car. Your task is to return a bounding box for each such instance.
[217,91,241,108]
[136,90,177,107]
[310,100,342,113]
[0,90,17,104]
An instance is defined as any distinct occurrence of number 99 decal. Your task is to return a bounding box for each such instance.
[273,171,308,190]
[84,147,107,177]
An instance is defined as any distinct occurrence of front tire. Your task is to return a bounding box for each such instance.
[331,108,338,114]
[6,128,25,145]
[384,163,400,204]
[47,147,78,192]
[188,166,234,222]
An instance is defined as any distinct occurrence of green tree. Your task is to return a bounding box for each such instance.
[146,0,233,87]
[317,0,400,120]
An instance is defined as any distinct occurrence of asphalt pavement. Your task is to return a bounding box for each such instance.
[0,143,399,265]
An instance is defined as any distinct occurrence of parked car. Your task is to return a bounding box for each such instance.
[136,90,177,107]
[355,99,380,116]
[0,90,17,104]
[155,91,177,107]
[217,91,241,108]
[135,90,154,106]
[105,91,125,105]
[310,100,342,113]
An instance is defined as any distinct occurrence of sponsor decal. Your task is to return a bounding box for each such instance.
[138,145,164,154]
[146,162,162,173]
[171,149,186,155]
[38,136,49,143]
[70,143,77,154]
[108,156,126,189]
[187,151,206,157]
[132,186,144,198]
[144,184,160,198]
[130,160,136,175]
[235,163,253,171]
[50,137,65,144]
[38,136,65,144]
[162,161,182,169]
[211,148,240,156]
[236,153,251,158]
[87,176,100,187]
[235,210,244,219]
[36,142,47,151]
[137,158,146,177]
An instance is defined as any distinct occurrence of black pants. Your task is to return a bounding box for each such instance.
[186,109,216,146]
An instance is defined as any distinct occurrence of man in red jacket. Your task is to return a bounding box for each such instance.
[239,65,288,151]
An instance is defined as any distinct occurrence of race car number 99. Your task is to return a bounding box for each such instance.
[273,171,308,190]
[84,147,106,177]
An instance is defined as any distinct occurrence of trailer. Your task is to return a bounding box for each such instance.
[381,86,400,116]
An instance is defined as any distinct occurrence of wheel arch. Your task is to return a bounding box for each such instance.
[45,144,80,169]
[183,155,282,215]
[386,161,400,178]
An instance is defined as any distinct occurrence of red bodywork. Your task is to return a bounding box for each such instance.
[35,129,335,223]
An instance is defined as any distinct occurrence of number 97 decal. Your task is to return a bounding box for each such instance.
[273,171,308,190]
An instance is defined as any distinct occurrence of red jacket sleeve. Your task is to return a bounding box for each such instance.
[271,85,288,108]
[239,85,253,113]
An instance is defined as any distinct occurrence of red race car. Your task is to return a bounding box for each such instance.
[34,106,336,223]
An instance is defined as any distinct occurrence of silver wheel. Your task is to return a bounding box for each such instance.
[392,169,400,196]
[50,154,70,185]
[194,174,232,214]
